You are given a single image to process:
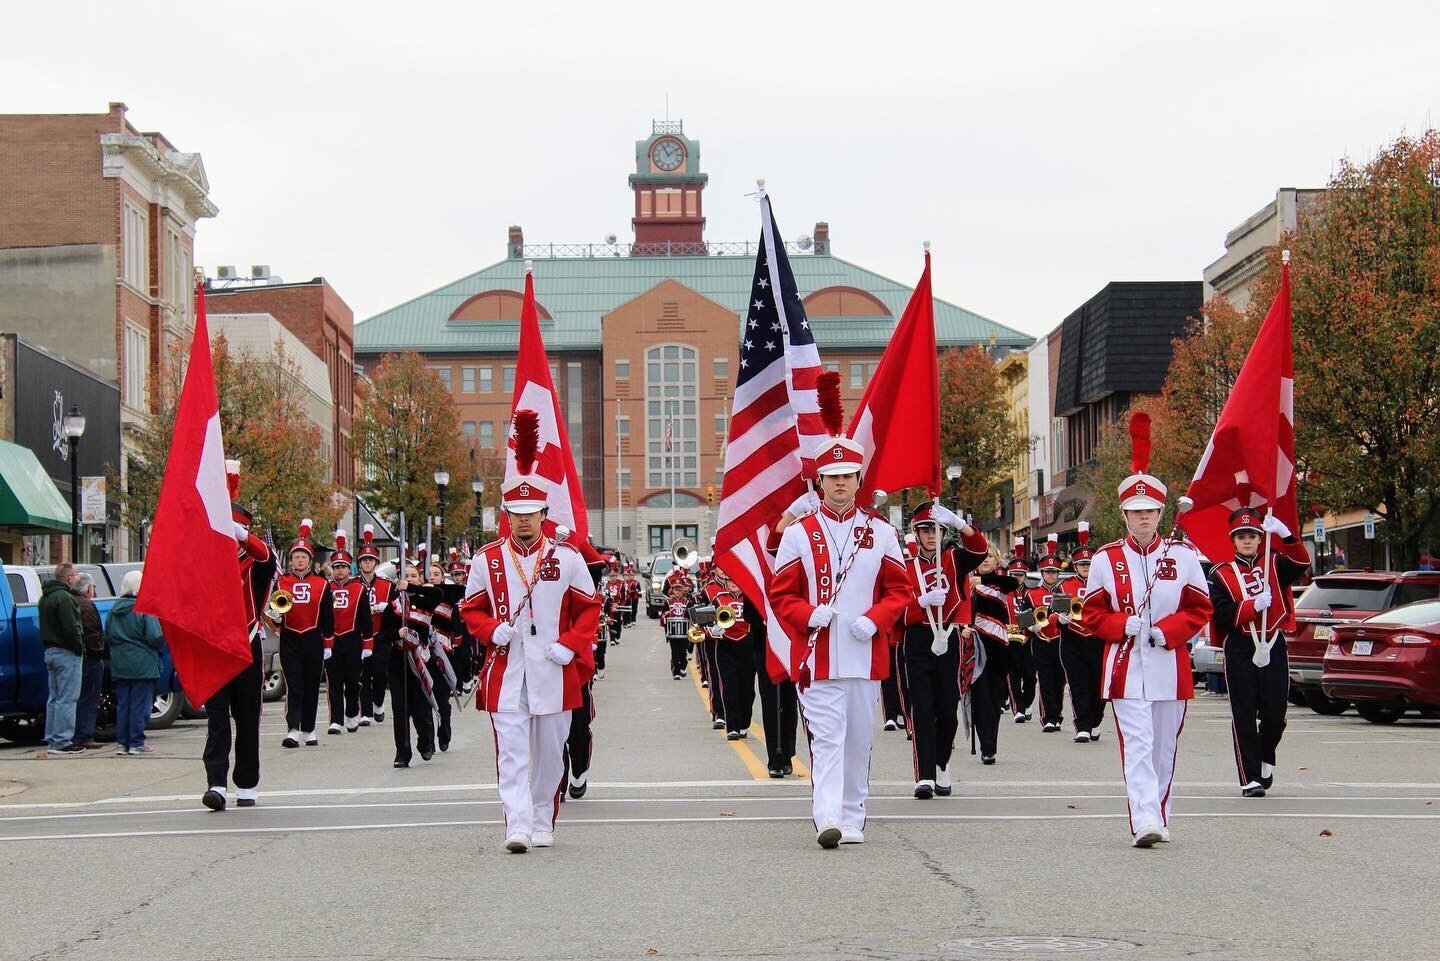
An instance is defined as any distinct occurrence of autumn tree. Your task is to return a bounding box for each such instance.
[354,350,473,546]
[932,346,1033,518]
[124,334,343,542]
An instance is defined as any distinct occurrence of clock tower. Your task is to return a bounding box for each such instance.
[629,121,708,251]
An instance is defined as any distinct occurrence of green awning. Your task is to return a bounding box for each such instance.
[0,439,73,534]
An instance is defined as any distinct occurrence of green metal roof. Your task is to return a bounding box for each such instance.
[355,252,1032,355]
[0,439,72,534]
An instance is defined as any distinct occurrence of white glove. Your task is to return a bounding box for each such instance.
[919,588,947,609]
[491,623,517,648]
[1262,515,1292,539]
[361,648,372,660]
[850,616,878,642]
[1137,623,1153,647]
[323,647,333,661]
[545,642,575,666]
[1057,613,1072,626]
[1151,626,1170,649]
[232,522,250,542]
[786,490,821,517]
[808,604,834,629]
[1254,591,1273,612]
[929,504,963,529]
[1124,615,1144,637]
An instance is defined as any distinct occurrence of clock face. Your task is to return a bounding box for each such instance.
[652,138,684,172]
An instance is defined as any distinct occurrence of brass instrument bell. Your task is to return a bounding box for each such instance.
[715,605,737,630]
[269,589,294,614]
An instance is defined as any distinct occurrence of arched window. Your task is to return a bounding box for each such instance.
[646,344,698,487]
[640,491,702,508]
[448,289,553,322]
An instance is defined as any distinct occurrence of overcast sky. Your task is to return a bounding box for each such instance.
[7,1,1439,338]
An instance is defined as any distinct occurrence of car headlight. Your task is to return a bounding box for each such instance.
[652,579,663,591]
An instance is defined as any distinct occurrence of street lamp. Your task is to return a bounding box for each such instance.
[63,405,86,563]
[434,468,450,557]
[471,478,485,543]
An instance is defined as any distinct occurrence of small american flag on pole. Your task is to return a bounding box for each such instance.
[713,187,821,681]
[664,413,674,453]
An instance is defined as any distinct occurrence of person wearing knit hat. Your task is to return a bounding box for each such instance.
[355,525,392,726]
[459,410,601,853]
[325,530,373,736]
[201,460,278,812]
[1207,507,1311,797]
[272,519,336,749]
[1059,522,1108,742]
[1078,413,1213,848]
[1004,536,1037,724]
[770,371,912,849]
[1017,534,1071,733]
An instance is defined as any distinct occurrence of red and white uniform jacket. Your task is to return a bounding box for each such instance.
[362,575,394,639]
[771,504,913,681]
[971,572,1020,645]
[275,572,334,649]
[902,528,989,631]
[237,533,276,641]
[328,577,374,653]
[460,535,600,716]
[1080,535,1213,700]
[703,582,749,642]
[1208,535,1311,644]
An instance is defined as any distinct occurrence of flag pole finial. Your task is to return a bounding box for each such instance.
[923,240,931,251]
[524,259,533,275]
[1281,248,1290,265]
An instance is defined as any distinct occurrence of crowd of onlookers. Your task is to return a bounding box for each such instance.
[35,562,165,759]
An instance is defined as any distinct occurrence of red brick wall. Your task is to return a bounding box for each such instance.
[0,105,124,249]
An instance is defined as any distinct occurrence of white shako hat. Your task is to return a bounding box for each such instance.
[1118,411,1166,511]
[809,369,865,476]
[501,408,551,514]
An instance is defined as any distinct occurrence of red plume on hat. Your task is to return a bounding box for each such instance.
[334,530,347,553]
[362,525,374,545]
[513,409,540,475]
[817,370,844,437]
[225,459,241,500]
[1012,535,1026,560]
[1129,411,1153,475]
[299,518,313,540]
[1076,521,1090,547]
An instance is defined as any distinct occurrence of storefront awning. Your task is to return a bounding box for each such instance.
[0,439,73,534]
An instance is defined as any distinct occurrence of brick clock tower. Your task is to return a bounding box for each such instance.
[629,121,707,250]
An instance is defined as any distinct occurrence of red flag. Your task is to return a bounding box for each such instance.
[848,249,942,504]
[499,269,597,554]
[1179,256,1298,561]
[136,285,252,706]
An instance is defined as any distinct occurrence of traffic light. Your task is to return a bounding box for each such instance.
[706,484,715,507]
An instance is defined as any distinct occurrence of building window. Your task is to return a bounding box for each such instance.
[462,420,476,439]
[567,363,583,469]
[713,413,727,435]
[714,356,729,379]
[122,202,148,291]
[619,525,632,542]
[123,321,149,412]
[646,344,698,487]
[615,359,630,380]
[461,367,477,393]
[618,468,632,496]
[849,361,880,390]
[824,361,840,373]
[617,415,631,438]
[479,421,495,449]
[503,365,516,394]
[478,366,493,392]
[431,365,452,390]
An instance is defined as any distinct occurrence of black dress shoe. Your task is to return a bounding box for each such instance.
[781,762,794,776]
[768,767,785,779]
[439,740,450,753]
[1260,774,1274,790]
[1242,783,1266,798]
[981,755,996,765]
[393,759,409,768]
[420,749,435,761]
[202,789,226,812]
[236,797,256,808]
[569,780,588,800]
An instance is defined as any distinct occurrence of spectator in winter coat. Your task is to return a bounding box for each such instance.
[105,571,165,755]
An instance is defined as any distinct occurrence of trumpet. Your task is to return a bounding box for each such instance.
[715,605,737,630]
[1007,623,1027,645]
[687,624,707,644]
[269,589,294,615]
[1032,604,1049,621]
[1070,595,1085,618]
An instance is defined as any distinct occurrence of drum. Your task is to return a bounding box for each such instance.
[665,617,690,641]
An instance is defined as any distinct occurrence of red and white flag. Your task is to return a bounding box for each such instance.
[849,249,942,504]
[499,267,597,552]
[1179,254,1299,561]
[136,285,253,706]
[714,191,816,681]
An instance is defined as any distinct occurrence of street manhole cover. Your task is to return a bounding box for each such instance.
[942,936,1136,954]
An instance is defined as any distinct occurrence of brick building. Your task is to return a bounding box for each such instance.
[0,102,216,560]
[355,121,1031,558]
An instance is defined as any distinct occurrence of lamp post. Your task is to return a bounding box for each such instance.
[471,478,485,544]
[434,468,450,558]
[63,405,86,563]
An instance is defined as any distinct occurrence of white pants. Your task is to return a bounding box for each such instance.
[490,707,570,837]
[798,677,880,831]
[1111,698,1187,833]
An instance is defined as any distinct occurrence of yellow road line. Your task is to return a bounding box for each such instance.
[687,654,808,781]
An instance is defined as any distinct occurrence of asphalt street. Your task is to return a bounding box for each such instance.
[2,619,1437,961]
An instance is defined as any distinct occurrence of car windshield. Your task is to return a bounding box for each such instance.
[1367,599,1440,626]
[651,557,674,577]
[1296,581,1394,612]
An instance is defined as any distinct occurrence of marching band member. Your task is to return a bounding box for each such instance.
[624,564,641,626]
[770,374,911,848]
[1005,538,1037,724]
[1080,413,1212,848]
[356,527,391,725]
[460,410,600,853]
[427,564,458,753]
[1018,535,1070,733]
[202,460,277,811]
[566,562,607,800]
[663,581,691,680]
[379,562,440,767]
[706,567,755,741]
[325,532,372,735]
[1207,508,1310,797]
[447,558,478,692]
[1060,523,1106,742]
[697,558,725,729]
[273,520,334,748]
[969,544,1021,764]
[747,595,799,778]
[898,501,988,799]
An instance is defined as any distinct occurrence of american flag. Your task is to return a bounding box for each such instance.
[664,413,674,453]
[713,191,822,679]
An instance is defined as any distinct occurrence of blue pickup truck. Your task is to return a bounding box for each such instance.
[0,562,190,745]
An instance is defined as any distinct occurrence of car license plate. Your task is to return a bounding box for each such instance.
[1351,640,1373,656]
[1314,625,1335,641]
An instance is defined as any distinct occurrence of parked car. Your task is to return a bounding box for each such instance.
[1322,598,1440,724]
[646,553,676,618]
[1287,571,1440,716]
